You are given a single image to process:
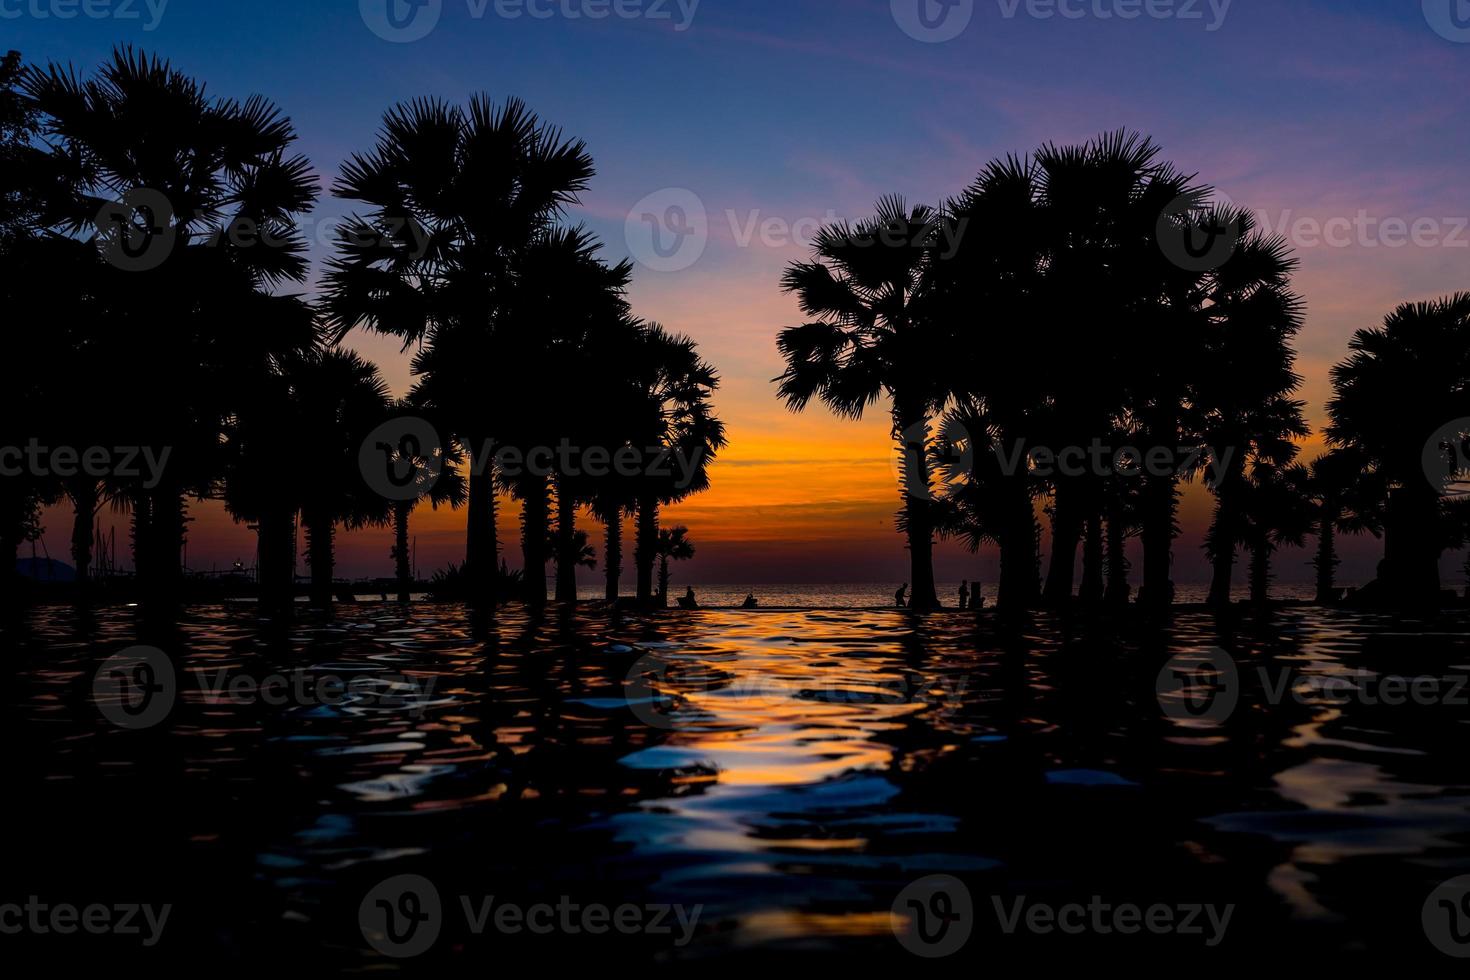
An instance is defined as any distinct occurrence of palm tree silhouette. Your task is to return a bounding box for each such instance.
[324,94,594,607]
[388,397,466,603]
[1239,462,1314,604]
[1327,294,1470,607]
[26,48,317,606]
[654,526,695,606]
[628,323,725,606]
[1304,447,1383,603]
[1193,210,1307,607]
[777,196,947,610]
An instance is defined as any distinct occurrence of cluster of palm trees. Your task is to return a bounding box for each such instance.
[0,48,725,614]
[777,132,1469,612]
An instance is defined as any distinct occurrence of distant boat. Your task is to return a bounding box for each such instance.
[16,557,76,583]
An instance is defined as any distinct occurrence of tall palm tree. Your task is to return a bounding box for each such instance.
[654,526,695,605]
[1327,294,1470,607]
[387,397,466,603]
[323,94,595,606]
[289,349,394,609]
[777,196,948,609]
[629,323,725,605]
[26,48,316,604]
[1240,462,1314,605]
[1195,213,1307,607]
[1305,447,1383,603]
[931,157,1050,612]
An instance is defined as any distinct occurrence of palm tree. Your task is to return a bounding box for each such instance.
[930,157,1050,612]
[654,526,695,605]
[1327,295,1470,607]
[777,195,948,610]
[629,323,726,605]
[1194,212,1307,607]
[290,349,394,608]
[1304,447,1383,603]
[26,48,316,604]
[1240,462,1314,604]
[324,94,595,606]
[494,225,634,607]
[387,397,466,603]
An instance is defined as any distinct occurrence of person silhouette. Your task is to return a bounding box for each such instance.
[958,581,969,611]
[678,586,699,610]
[895,583,908,608]
[742,592,758,609]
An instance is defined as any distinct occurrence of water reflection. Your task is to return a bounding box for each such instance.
[4,603,1468,966]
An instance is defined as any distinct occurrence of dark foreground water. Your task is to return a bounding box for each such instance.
[4,602,1469,970]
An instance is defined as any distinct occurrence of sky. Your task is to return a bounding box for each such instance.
[11,0,1470,587]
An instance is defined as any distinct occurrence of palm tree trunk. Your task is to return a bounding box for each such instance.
[304,509,334,609]
[1384,484,1441,608]
[1042,481,1083,605]
[1104,494,1130,606]
[520,472,549,608]
[1206,459,1244,608]
[257,505,296,615]
[1249,540,1272,605]
[604,510,622,603]
[141,486,185,608]
[1079,513,1104,605]
[555,482,577,603]
[393,501,412,603]
[1138,472,1177,608]
[658,556,671,606]
[997,467,1038,613]
[69,478,98,583]
[1314,500,1340,605]
[896,407,940,610]
[465,456,497,606]
[635,494,658,604]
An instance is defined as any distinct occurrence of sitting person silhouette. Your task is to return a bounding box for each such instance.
[742,593,758,609]
[895,583,908,608]
[677,586,699,610]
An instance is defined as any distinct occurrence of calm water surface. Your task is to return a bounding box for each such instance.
[4,602,1468,968]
